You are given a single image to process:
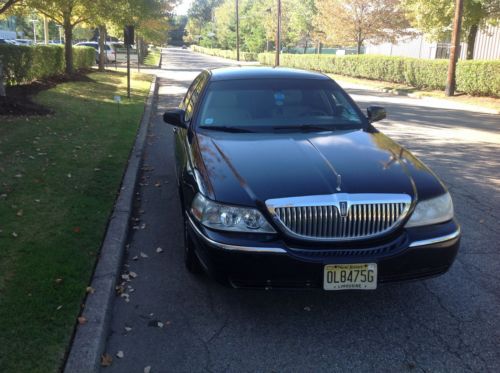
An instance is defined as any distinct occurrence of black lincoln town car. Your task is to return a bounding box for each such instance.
[163,67,460,290]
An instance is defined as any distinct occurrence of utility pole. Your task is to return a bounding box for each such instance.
[445,0,464,96]
[236,0,240,61]
[43,16,49,44]
[275,0,281,66]
[30,19,39,44]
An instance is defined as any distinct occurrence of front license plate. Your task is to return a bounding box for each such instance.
[324,263,377,290]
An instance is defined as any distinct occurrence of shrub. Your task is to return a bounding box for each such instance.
[258,53,499,97]
[0,45,95,86]
[191,45,257,62]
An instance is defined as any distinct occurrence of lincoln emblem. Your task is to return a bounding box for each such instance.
[339,202,348,217]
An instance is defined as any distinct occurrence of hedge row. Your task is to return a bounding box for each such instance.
[258,53,499,97]
[0,45,95,86]
[191,45,258,62]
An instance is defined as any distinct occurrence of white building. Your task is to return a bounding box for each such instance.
[365,25,500,60]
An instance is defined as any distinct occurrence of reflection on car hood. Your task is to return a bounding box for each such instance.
[195,129,446,207]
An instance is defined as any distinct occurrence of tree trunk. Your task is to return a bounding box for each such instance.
[63,19,73,75]
[466,24,478,60]
[0,59,6,97]
[357,40,362,54]
[98,25,106,71]
[304,39,308,54]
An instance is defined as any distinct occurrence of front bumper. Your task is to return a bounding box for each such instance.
[187,215,460,289]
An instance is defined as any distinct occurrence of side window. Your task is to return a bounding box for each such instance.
[184,72,207,123]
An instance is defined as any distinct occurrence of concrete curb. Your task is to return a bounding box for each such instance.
[63,75,158,373]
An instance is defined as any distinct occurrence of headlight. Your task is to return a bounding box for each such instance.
[405,192,454,228]
[191,193,276,233]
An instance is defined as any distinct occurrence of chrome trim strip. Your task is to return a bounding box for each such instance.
[409,228,461,248]
[187,215,286,254]
[266,193,412,242]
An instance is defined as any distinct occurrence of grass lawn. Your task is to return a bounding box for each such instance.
[327,73,500,112]
[143,48,161,67]
[0,70,152,372]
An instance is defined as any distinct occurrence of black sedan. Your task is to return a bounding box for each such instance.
[163,67,460,290]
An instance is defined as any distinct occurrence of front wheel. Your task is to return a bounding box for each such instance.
[183,215,202,274]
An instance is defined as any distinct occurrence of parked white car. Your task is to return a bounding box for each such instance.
[75,41,116,63]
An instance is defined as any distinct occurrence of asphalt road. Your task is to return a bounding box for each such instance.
[102,48,500,372]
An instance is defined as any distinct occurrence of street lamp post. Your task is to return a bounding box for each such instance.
[57,25,63,44]
[275,0,281,67]
[236,0,240,61]
[30,19,39,44]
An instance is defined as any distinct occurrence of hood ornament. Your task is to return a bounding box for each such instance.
[336,174,342,192]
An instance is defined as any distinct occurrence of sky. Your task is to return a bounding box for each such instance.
[174,0,193,15]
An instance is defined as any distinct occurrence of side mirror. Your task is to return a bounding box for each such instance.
[163,108,187,128]
[367,106,386,123]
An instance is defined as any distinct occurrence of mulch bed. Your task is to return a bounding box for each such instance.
[0,71,93,116]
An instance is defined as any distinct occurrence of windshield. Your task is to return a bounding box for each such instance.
[196,78,364,131]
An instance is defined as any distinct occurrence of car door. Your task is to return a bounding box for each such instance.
[174,72,209,205]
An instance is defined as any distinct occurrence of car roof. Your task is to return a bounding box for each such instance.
[208,66,329,81]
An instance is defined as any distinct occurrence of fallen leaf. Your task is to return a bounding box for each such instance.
[73,227,81,233]
[115,284,125,294]
[156,247,163,253]
[124,326,132,332]
[78,316,87,325]
[304,306,311,312]
[154,181,161,187]
[12,232,18,238]
[157,322,164,328]
[16,209,23,217]
[144,366,151,373]
[140,252,148,258]
[116,350,124,359]
[55,278,63,284]
[86,286,95,294]
[67,173,72,178]
[129,271,138,279]
[121,274,130,281]
[132,256,139,261]
[56,305,63,310]
[101,353,113,367]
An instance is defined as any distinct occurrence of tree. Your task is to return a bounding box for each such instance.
[26,0,98,74]
[0,0,22,15]
[287,0,317,52]
[403,0,500,59]
[314,0,411,54]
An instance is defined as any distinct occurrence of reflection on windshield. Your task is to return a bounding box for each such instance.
[196,79,363,131]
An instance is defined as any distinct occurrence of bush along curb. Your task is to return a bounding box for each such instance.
[63,75,158,373]
[0,44,95,85]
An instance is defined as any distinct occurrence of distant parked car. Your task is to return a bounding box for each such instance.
[76,41,116,63]
[15,39,34,46]
[0,39,9,44]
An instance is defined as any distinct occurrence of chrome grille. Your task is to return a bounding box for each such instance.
[267,194,411,241]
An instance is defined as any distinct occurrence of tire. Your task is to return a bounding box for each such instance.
[183,214,202,274]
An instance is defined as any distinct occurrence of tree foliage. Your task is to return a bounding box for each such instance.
[185,0,413,54]
[314,0,411,53]
[0,0,22,15]
[403,0,500,58]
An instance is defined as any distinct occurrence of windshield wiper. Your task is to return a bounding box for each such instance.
[198,125,254,133]
[272,124,339,132]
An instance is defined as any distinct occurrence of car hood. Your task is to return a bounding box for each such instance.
[194,129,446,207]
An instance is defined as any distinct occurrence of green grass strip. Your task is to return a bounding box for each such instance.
[0,71,152,372]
